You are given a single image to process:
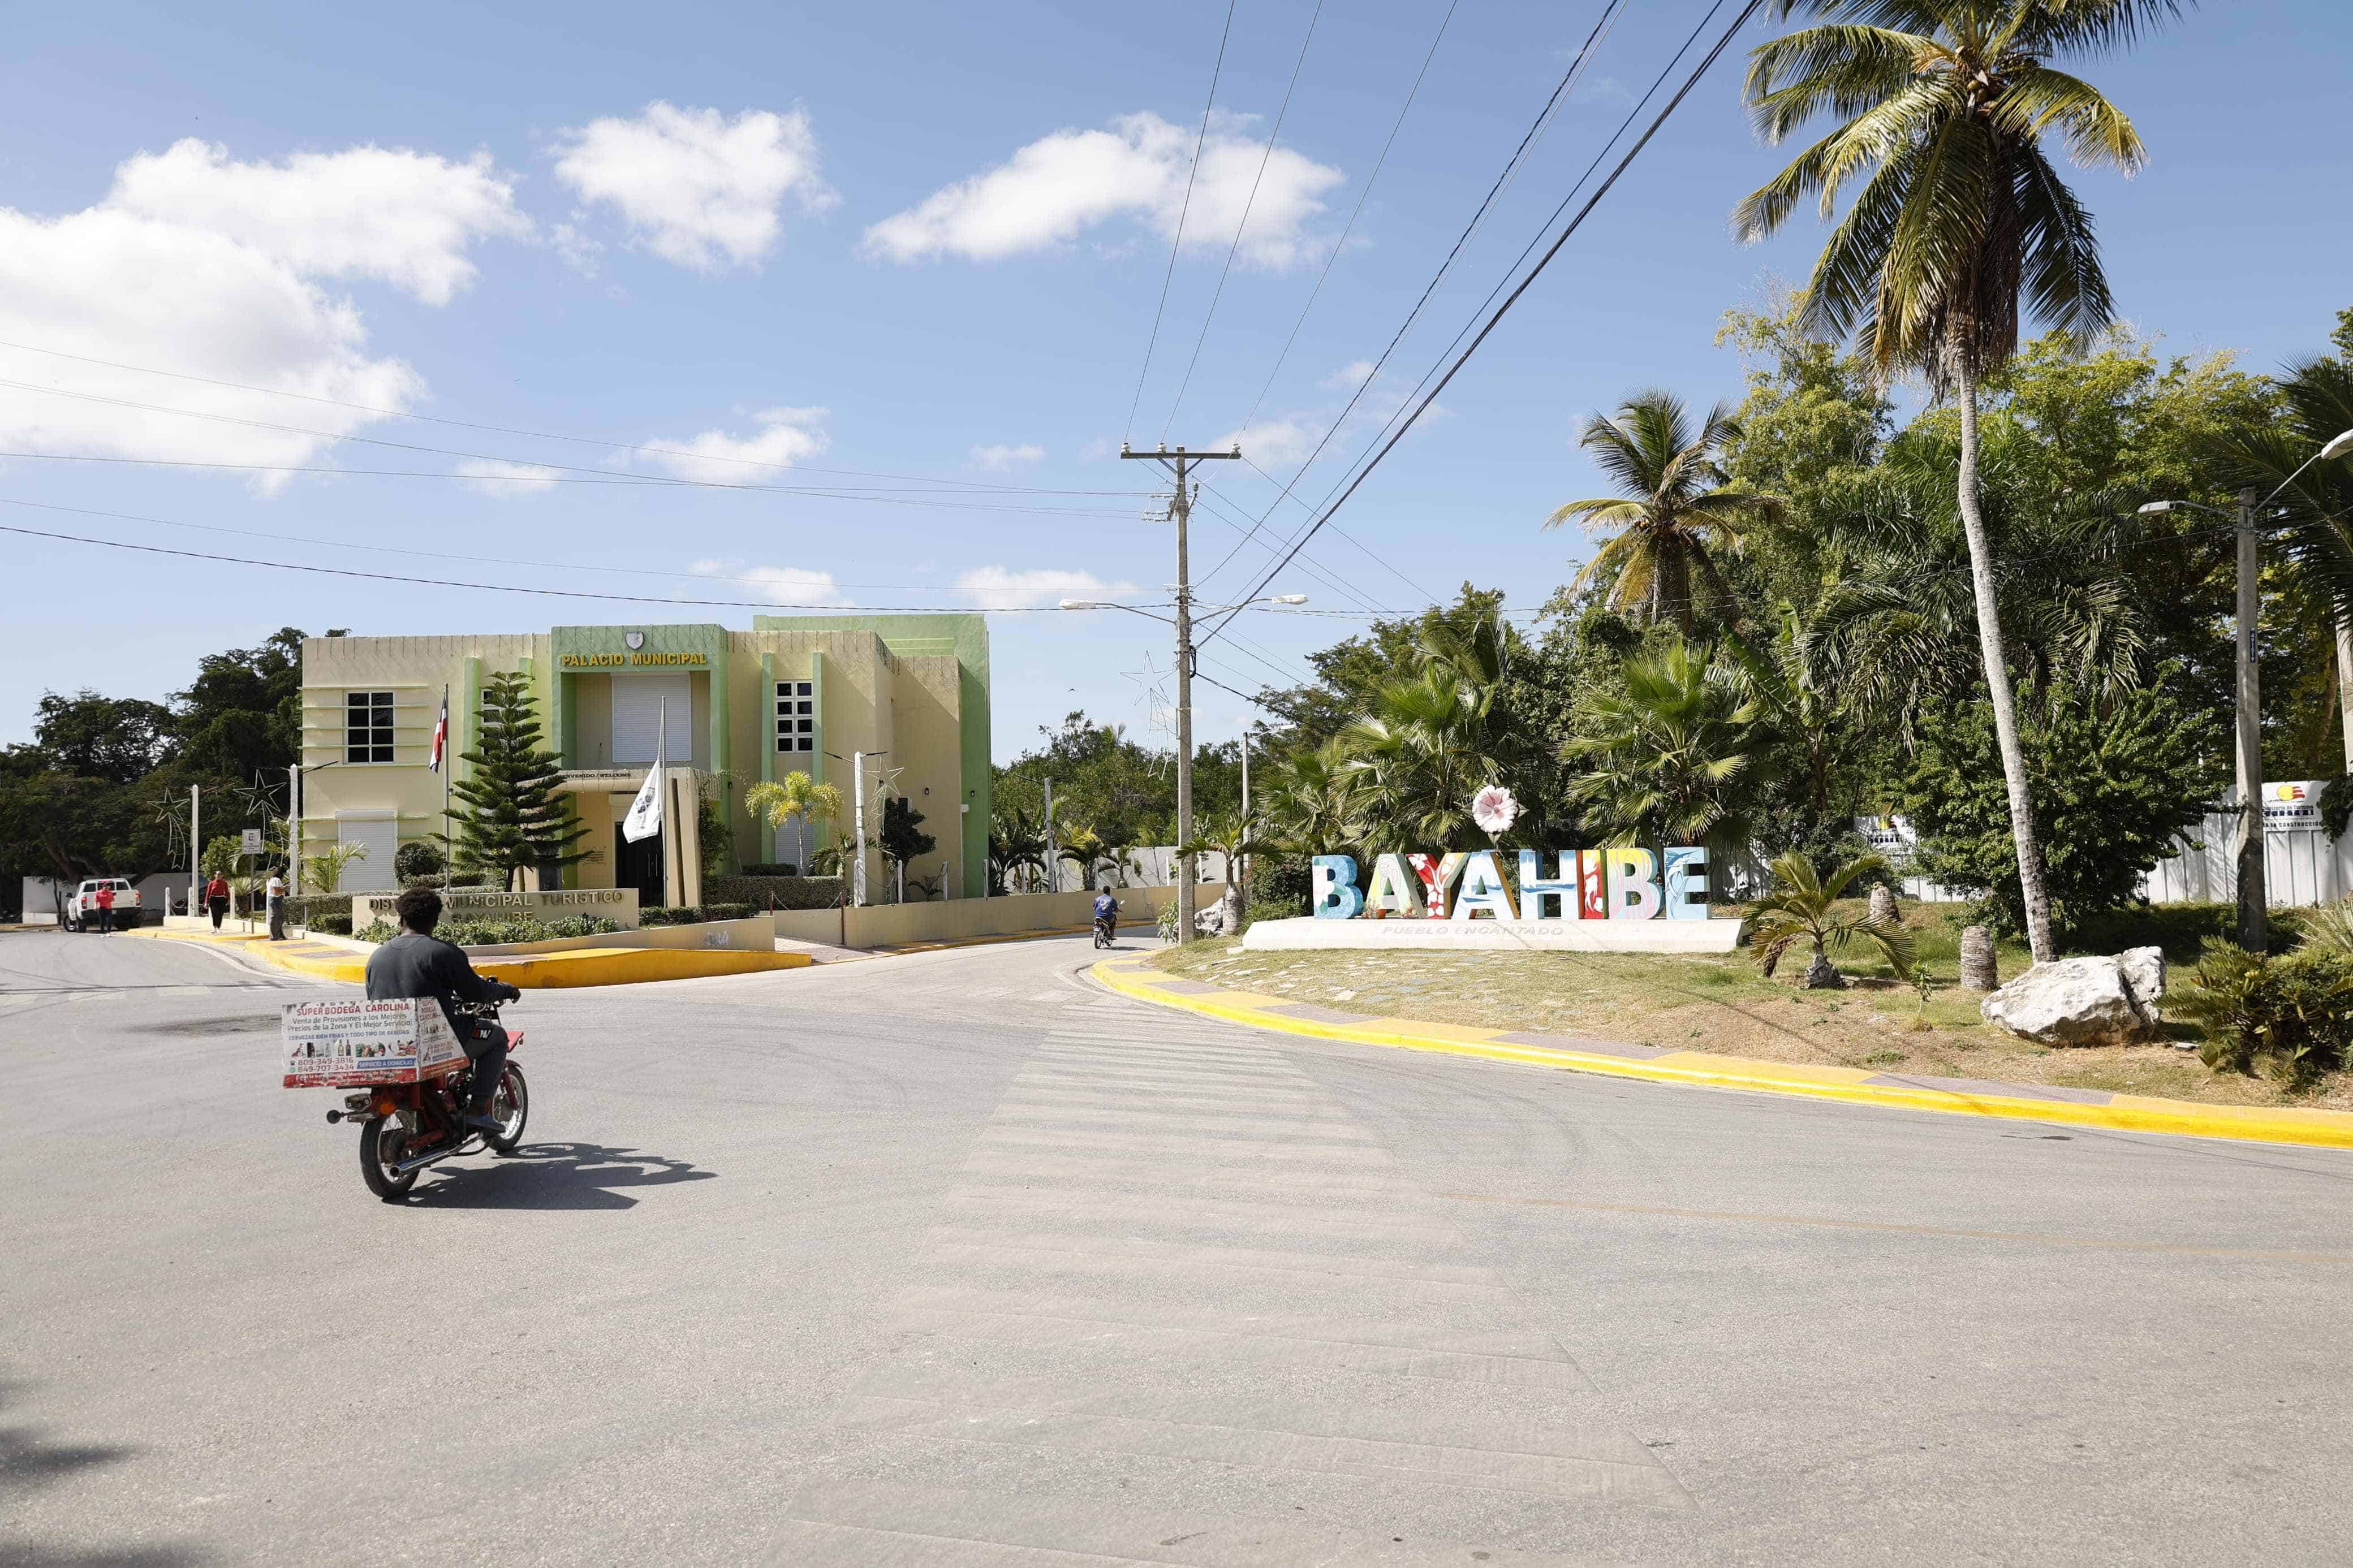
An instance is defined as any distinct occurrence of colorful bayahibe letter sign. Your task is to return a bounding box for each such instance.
[1311,848,1713,922]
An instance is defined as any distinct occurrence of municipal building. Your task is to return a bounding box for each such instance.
[295,615,992,905]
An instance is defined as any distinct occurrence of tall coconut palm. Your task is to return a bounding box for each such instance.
[1733,0,2188,963]
[1546,391,1783,634]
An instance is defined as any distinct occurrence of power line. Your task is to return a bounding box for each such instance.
[0,449,1150,519]
[1233,0,1459,442]
[0,378,1166,518]
[1234,455,1425,600]
[0,494,1154,595]
[1195,0,1631,590]
[0,338,1134,495]
[1123,0,1240,440]
[0,515,1171,613]
[1201,0,1768,649]
[1161,0,1327,441]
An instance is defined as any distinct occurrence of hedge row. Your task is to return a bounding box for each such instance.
[703,875,845,911]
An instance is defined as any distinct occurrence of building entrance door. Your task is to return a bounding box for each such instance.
[616,832,666,908]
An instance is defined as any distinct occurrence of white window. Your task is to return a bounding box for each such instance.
[775,680,815,753]
[610,673,693,763]
[346,691,395,763]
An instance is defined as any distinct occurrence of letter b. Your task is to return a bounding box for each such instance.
[1311,855,1363,919]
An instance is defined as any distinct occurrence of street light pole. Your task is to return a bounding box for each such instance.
[1119,442,1242,943]
[2233,486,2266,951]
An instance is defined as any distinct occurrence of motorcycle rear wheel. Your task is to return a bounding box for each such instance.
[485,1063,528,1154]
[359,1115,418,1202]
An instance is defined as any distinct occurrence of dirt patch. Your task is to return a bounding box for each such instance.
[1150,905,2352,1113]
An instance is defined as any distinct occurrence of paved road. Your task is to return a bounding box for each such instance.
[5,928,2351,1567]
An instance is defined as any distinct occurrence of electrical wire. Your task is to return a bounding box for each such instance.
[0,338,1139,495]
[0,516,1169,612]
[1161,0,1326,440]
[1232,0,1459,442]
[1200,0,1769,649]
[1195,0,1630,590]
[1123,0,1240,440]
[0,494,1150,595]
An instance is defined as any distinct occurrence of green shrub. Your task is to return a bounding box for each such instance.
[2175,940,2353,1086]
[309,913,354,935]
[640,904,754,925]
[356,918,398,943]
[702,902,752,922]
[393,840,446,883]
[703,875,843,910]
[543,914,622,939]
[740,862,799,876]
[287,893,354,926]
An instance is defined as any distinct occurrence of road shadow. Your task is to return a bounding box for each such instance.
[1,1376,208,1567]
[402,1142,716,1211]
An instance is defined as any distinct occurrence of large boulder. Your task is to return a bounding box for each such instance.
[1981,950,2165,1045]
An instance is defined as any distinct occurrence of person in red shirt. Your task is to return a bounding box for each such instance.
[204,873,230,931]
[92,882,115,935]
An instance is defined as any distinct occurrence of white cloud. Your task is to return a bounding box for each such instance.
[1217,415,1324,468]
[550,222,605,276]
[691,559,852,607]
[455,459,560,498]
[970,442,1045,470]
[0,205,423,489]
[106,139,529,306]
[865,111,1343,268]
[1320,359,1376,392]
[637,406,829,483]
[554,102,834,272]
[954,565,1139,611]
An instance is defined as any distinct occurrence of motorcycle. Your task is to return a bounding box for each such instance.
[1092,901,1119,949]
[325,1000,529,1201]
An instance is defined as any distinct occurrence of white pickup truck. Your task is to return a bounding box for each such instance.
[64,877,142,931]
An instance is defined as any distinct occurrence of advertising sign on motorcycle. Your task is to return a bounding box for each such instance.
[282,998,466,1088]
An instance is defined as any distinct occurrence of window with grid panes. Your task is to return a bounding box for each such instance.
[345,691,396,763]
[774,680,815,753]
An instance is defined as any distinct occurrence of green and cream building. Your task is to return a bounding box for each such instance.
[296,615,992,905]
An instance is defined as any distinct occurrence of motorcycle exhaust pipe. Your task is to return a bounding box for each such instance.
[392,1145,460,1177]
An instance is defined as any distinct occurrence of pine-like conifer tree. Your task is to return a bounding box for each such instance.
[445,670,591,890]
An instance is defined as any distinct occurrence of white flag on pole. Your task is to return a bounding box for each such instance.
[622,699,666,844]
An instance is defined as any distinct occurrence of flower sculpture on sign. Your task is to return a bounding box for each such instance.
[1471,784,1518,837]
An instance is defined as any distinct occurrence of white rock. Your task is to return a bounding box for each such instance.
[1981,954,2162,1046]
[2117,945,2165,1005]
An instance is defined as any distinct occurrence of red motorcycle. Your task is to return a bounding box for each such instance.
[324,1001,530,1200]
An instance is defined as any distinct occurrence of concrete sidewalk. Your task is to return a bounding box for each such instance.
[1094,954,2353,1153]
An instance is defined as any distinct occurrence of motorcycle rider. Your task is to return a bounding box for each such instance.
[1092,887,1119,941]
[364,886,520,1134]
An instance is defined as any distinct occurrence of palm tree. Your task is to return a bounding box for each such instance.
[988,806,1050,896]
[1259,736,1365,856]
[1546,390,1783,633]
[1744,849,1915,988]
[1565,636,1768,849]
[1733,0,2187,964]
[1178,808,1284,936]
[745,771,843,874]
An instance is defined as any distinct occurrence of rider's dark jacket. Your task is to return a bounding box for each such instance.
[364,931,510,1049]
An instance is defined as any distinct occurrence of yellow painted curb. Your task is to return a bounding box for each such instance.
[132,927,811,987]
[1091,957,2353,1154]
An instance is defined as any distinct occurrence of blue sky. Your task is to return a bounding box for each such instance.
[3,0,2347,762]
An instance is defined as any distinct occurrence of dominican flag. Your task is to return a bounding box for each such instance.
[428,689,449,772]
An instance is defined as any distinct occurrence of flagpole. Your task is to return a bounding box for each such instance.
[441,683,451,892]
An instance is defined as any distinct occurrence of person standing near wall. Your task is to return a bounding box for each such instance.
[204,872,230,931]
[265,870,286,941]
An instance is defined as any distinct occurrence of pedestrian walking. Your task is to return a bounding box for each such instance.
[266,870,286,941]
[92,881,114,935]
[204,872,230,931]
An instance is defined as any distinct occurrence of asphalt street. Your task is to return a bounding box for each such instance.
[5,927,2350,1567]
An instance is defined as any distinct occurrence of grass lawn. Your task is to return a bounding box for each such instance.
[1148,900,2353,1113]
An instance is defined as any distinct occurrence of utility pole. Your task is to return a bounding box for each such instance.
[852,750,868,908]
[189,783,200,918]
[2234,486,2266,951]
[1042,777,1057,895]
[288,764,301,899]
[1121,441,1242,944]
[1238,728,1250,911]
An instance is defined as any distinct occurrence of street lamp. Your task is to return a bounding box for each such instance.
[1059,593,1308,937]
[287,758,346,899]
[2137,426,2353,949]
